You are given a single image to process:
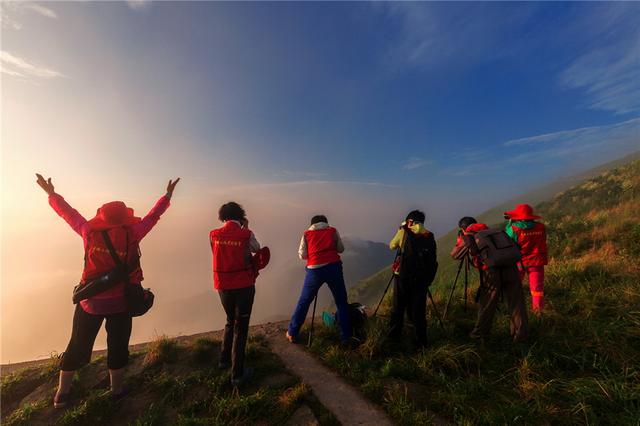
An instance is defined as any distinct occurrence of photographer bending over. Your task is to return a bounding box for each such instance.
[451,216,528,343]
[388,210,438,348]
[36,173,179,408]
[287,215,352,345]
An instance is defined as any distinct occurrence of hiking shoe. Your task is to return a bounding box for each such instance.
[285,331,296,343]
[218,361,230,370]
[111,387,130,402]
[53,392,70,409]
[230,367,254,387]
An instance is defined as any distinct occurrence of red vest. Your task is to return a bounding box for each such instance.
[210,222,255,290]
[305,227,341,267]
[511,222,548,267]
[80,226,142,314]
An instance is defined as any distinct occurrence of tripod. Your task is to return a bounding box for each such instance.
[443,255,471,321]
[373,246,402,317]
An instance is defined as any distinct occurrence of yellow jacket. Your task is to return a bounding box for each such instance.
[389,222,430,250]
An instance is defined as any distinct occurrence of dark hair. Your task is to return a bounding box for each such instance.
[218,201,246,222]
[458,216,477,230]
[310,215,328,225]
[405,210,425,224]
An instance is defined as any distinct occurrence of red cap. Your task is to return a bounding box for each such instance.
[504,204,541,221]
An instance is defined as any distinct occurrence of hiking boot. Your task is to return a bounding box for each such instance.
[53,392,70,409]
[285,331,296,343]
[230,367,254,387]
[111,387,130,402]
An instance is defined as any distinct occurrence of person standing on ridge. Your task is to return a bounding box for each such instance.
[387,210,438,348]
[451,216,528,343]
[210,202,261,386]
[504,204,548,313]
[36,173,179,409]
[287,215,352,345]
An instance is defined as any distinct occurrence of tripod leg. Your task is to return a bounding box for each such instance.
[427,289,445,329]
[308,295,318,347]
[463,257,469,312]
[373,273,395,317]
[443,259,465,320]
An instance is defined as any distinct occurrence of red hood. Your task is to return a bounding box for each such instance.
[465,223,489,233]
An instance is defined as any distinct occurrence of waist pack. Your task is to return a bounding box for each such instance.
[72,230,154,317]
[473,229,521,268]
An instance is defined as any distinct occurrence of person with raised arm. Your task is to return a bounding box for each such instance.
[36,173,179,408]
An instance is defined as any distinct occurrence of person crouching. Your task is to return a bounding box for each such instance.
[452,217,528,343]
[210,202,261,386]
[286,215,352,345]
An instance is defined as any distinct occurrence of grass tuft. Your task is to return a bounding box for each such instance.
[143,335,180,367]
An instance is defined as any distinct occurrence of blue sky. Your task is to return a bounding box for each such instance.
[1,1,639,361]
[2,1,639,232]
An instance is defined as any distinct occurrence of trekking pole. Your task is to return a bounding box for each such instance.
[373,272,394,317]
[427,289,445,329]
[443,257,465,321]
[307,294,318,347]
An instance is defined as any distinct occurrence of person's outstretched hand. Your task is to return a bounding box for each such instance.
[166,178,181,198]
[36,173,55,195]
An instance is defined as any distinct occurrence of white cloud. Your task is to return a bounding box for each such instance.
[558,4,640,114]
[127,0,152,11]
[0,51,64,79]
[1,2,57,30]
[504,118,640,147]
[402,157,429,170]
[24,3,58,19]
[442,118,639,177]
[377,3,537,71]
[277,170,328,179]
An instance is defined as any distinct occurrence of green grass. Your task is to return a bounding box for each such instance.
[311,160,640,424]
[2,335,336,425]
[3,400,48,426]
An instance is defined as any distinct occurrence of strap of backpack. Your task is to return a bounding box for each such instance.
[101,229,129,273]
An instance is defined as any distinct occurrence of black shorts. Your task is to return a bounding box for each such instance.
[60,304,132,371]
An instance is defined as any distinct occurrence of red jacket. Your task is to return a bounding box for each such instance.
[511,222,548,266]
[210,221,255,290]
[451,223,489,270]
[304,227,341,267]
[48,193,171,314]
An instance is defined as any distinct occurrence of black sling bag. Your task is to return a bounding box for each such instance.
[73,230,154,317]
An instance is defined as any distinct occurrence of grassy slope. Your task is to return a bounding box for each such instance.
[1,335,337,426]
[349,151,640,308]
[310,160,640,425]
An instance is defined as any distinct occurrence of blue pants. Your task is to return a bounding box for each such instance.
[288,261,352,341]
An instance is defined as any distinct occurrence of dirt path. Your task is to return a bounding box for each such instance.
[259,323,393,426]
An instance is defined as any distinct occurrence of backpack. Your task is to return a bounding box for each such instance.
[349,302,367,339]
[399,230,438,285]
[473,229,521,268]
[322,302,368,339]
